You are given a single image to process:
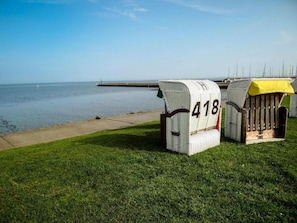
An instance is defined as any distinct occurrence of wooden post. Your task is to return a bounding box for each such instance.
[260,95,265,132]
[275,94,280,128]
[251,96,256,131]
[265,94,270,130]
[271,94,275,129]
[255,95,260,131]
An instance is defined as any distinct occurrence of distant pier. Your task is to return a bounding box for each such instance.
[97,81,229,89]
[97,82,159,88]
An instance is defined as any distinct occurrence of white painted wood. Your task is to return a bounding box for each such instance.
[159,80,221,155]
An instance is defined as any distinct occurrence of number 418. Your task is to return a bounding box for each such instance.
[191,99,219,118]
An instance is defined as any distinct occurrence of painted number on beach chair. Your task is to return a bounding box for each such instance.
[192,99,219,118]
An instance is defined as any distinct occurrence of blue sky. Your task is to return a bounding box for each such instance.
[0,0,296,84]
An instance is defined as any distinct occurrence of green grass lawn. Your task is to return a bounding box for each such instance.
[0,109,297,222]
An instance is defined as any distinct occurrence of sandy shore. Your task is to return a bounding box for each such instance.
[0,110,162,151]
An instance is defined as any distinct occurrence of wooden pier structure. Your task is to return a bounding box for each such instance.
[97,81,229,89]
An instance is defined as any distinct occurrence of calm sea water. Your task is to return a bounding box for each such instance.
[0,82,164,134]
[0,82,227,134]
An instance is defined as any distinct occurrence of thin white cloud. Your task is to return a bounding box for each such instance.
[123,0,137,7]
[102,1,148,22]
[164,0,231,15]
[105,7,139,20]
[133,8,148,12]
[87,0,153,27]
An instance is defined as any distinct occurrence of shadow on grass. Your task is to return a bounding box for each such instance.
[79,122,169,153]
[79,122,236,154]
